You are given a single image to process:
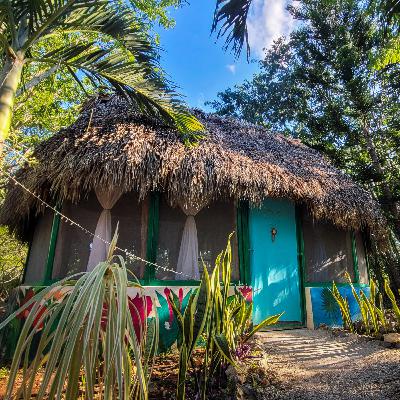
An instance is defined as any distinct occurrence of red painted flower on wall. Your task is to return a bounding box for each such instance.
[100,293,153,341]
[238,285,252,303]
[16,288,47,329]
[128,294,153,340]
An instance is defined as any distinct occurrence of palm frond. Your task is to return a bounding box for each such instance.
[211,0,252,59]
[4,0,203,137]
[30,42,204,138]
[58,1,159,70]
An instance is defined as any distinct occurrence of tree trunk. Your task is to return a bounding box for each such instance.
[0,54,24,156]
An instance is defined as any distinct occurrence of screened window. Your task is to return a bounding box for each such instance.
[24,209,54,284]
[302,212,355,283]
[52,192,146,279]
[155,197,239,281]
[111,193,148,279]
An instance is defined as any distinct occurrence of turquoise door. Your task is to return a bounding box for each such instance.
[249,199,302,324]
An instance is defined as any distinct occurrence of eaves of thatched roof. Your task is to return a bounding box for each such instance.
[1,95,385,241]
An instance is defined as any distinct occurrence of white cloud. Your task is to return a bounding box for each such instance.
[247,0,295,59]
[226,64,236,74]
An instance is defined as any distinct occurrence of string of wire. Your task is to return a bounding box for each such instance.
[1,142,198,281]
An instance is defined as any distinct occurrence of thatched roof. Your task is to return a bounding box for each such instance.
[1,95,385,240]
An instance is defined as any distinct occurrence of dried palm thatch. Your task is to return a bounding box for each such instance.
[1,95,385,240]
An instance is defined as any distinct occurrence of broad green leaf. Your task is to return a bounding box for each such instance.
[191,268,211,352]
[245,312,283,341]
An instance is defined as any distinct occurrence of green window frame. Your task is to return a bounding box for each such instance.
[141,193,249,286]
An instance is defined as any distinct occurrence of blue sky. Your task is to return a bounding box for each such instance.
[156,0,294,110]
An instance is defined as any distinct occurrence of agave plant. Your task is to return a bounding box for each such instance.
[0,0,203,152]
[0,232,158,399]
[171,236,282,400]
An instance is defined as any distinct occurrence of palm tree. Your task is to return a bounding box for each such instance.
[0,0,203,155]
[212,0,253,58]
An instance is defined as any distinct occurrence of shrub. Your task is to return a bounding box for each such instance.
[171,236,282,400]
[0,233,157,399]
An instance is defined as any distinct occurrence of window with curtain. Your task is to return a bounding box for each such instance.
[52,192,146,280]
[302,212,355,283]
[24,209,54,284]
[155,197,239,281]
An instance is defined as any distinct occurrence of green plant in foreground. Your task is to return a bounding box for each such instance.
[171,237,282,400]
[0,232,157,399]
[331,281,354,333]
[385,279,400,325]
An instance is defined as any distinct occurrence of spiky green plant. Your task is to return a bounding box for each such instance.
[331,281,354,333]
[344,272,370,334]
[0,232,158,399]
[332,273,400,335]
[384,279,400,324]
[171,236,282,400]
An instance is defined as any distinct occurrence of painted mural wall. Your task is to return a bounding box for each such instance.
[2,285,253,357]
[1,282,373,360]
[305,285,371,329]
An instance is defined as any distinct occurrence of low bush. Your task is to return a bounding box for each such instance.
[0,234,281,399]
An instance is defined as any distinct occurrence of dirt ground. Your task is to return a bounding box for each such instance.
[1,329,399,399]
[257,329,400,400]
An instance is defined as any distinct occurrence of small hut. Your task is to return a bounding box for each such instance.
[1,95,384,330]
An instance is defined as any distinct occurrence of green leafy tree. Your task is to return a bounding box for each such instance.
[209,0,400,286]
[371,0,400,69]
[0,0,202,156]
[0,226,26,301]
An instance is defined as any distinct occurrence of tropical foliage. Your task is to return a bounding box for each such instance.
[0,235,280,398]
[0,232,158,399]
[332,273,400,336]
[171,237,282,400]
[0,0,202,154]
[212,0,253,58]
[0,226,26,301]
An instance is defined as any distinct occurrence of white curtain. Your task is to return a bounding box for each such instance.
[87,187,123,271]
[176,199,207,280]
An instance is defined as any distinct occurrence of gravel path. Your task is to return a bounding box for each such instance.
[257,329,400,400]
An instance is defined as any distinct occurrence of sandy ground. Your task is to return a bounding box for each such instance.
[257,329,400,400]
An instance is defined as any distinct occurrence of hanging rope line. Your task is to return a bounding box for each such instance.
[1,143,198,281]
